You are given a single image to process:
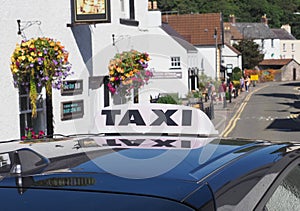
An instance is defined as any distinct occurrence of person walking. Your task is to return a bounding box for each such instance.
[228,80,233,103]
[218,81,226,103]
[245,76,251,92]
[240,76,245,92]
[207,81,215,100]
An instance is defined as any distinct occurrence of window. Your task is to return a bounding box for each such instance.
[283,43,286,52]
[119,0,139,26]
[265,164,300,210]
[19,87,46,137]
[271,39,274,48]
[292,43,295,52]
[171,57,181,69]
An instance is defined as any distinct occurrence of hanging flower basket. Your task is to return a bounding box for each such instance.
[10,37,72,117]
[107,50,153,99]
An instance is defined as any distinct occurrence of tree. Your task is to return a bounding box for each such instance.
[233,39,264,70]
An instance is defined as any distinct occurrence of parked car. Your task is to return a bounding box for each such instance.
[0,104,299,210]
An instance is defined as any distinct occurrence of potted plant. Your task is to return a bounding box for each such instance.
[107,50,153,104]
[10,37,72,117]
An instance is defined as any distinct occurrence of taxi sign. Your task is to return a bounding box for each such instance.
[93,104,218,136]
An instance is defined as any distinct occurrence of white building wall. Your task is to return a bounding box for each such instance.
[0,0,192,140]
[197,47,216,79]
[222,45,242,70]
[254,38,281,59]
[280,40,300,64]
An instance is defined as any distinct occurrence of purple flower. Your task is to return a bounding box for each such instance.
[37,57,43,65]
[29,63,34,67]
[45,76,49,81]
[53,59,58,66]
[44,50,48,54]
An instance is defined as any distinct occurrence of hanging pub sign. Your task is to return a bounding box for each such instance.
[61,80,83,96]
[72,0,111,24]
[61,100,84,121]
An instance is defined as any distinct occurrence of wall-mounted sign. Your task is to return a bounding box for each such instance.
[152,72,182,79]
[61,100,84,121]
[226,64,233,74]
[73,0,111,24]
[61,80,83,96]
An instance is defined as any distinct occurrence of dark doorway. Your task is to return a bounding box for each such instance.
[293,68,296,81]
[103,76,110,107]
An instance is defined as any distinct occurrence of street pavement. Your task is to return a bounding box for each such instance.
[211,88,248,135]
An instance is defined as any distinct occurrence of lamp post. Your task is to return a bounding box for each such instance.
[214,27,218,81]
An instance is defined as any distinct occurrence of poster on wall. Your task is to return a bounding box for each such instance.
[73,0,111,23]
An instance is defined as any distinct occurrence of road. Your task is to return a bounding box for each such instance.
[222,81,300,142]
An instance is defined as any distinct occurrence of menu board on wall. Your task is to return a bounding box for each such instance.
[73,0,111,23]
[61,100,84,121]
[61,80,83,96]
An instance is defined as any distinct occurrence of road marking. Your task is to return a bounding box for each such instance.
[221,85,269,138]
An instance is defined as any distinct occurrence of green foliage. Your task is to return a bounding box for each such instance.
[198,73,213,91]
[157,0,300,39]
[232,67,242,81]
[157,95,179,104]
[233,40,264,69]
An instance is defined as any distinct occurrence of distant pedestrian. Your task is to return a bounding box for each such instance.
[218,81,226,103]
[240,77,245,91]
[245,76,251,92]
[229,80,233,103]
[207,81,215,100]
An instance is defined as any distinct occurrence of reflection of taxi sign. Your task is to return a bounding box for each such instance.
[93,104,218,136]
[92,136,215,150]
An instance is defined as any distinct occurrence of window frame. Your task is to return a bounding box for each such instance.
[119,0,139,26]
[291,43,295,52]
[283,43,286,52]
[170,56,181,69]
[19,87,47,137]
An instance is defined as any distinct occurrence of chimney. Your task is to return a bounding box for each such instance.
[261,14,268,25]
[281,24,291,34]
[229,14,236,24]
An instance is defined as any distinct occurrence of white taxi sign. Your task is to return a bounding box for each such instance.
[93,104,218,136]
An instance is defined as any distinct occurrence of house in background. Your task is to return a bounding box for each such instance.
[272,24,300,64]
[226,14,280,60]
[161,13,224,80]
[221,43,242,79]
[160,23,200,92]
[258,59,300,81]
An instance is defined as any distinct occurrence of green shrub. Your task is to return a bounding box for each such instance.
[157,95,179,104]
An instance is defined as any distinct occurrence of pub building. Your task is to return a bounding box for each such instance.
[0,0,203,141]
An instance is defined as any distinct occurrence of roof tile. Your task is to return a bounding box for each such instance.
[162,13,223,46]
